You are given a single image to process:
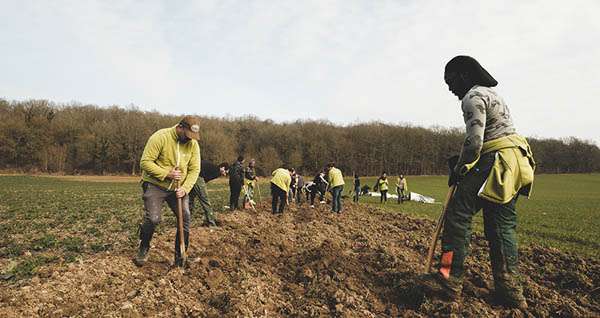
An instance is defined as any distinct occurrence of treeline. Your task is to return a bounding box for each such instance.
[1,99,599,176]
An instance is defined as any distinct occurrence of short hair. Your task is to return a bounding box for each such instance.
[237,155,244,162]
[327,162,335,168]
[218,162,230,170]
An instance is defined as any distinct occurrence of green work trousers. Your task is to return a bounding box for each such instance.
[441,152,520,280]
[189,178,216,224]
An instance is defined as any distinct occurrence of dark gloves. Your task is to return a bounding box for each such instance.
[447,155,460,187]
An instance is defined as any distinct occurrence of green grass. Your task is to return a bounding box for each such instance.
[0,174,598,280]
[345,174,600,259]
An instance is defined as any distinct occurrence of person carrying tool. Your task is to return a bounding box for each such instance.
[134,115,201,268]
[326,162,345,213]
[243,158,258,209]
[244,159,258,207]
[228,155,245,211]
[421,56,535,310]
[270,167,292,214]
[189,160,229,227]
[396,174,408,203]
[376,172,389,204]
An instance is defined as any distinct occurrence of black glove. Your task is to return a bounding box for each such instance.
[447,155,460,187]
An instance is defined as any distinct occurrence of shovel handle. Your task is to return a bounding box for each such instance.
[425,185,456,273]
[175,173,186,264]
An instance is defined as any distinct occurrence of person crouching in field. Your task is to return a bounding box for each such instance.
[421,56,535,310]
[377,172,389,204]
[189,160,229,227]
[326,162,345,213]
[135,116,201,268]
[270,168,292,214]
[396,174,407,204]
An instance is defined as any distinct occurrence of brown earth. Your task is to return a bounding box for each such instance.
[1,202,598,317]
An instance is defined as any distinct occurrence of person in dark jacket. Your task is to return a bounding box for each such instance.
[189,160,229,227]
[315,170,329,204]
[353,173,361,202]
[228,156,245,211]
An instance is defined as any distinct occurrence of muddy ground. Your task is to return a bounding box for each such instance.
[1,202,598,317]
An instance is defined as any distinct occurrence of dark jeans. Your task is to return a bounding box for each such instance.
[354,186,360,202]
[331,185,343,212]
[271,182,287,213]
[294,187,302,204]
[139,182,190,261]
[440,151,521,281]
[189,178,215,224]
[397,188,405,203]
[380,190,388,203]
[308,190,317,205]
[229,182,242,210]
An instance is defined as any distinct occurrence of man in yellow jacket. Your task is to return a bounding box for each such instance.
[134,116,201,267]
[327,162,345,213]
[270,168,292,214]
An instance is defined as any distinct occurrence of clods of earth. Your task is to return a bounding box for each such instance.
[1,202,598,317]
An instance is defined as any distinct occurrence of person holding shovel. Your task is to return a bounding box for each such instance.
[421,56,535,310]
[243,158,258,209]
[134,115,201,268]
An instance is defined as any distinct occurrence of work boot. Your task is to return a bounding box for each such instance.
[419,272,463,301]
[494,273,528,310]
[133,244,149,267]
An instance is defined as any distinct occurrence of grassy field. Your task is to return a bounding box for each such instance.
[346,174,600,259]
[0,174,598,280]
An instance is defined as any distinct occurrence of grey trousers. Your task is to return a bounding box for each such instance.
[140,182,190,260]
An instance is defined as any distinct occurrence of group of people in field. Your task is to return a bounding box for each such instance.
[132,55,536,310]
[372,172,408,204]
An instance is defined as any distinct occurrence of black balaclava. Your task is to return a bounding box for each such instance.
[445,56,498,87]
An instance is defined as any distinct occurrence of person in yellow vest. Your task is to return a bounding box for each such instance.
[327,162,345,213]
[135,115,201,268]
[396,174,408,204]
[270,167,292,214]
[377,172,389,204]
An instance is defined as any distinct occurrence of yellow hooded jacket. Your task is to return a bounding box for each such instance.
[271,168,291,192]
[328,167,345,188]
[140,126,200,194]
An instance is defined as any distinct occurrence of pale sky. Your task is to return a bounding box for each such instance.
[1,1,599,144]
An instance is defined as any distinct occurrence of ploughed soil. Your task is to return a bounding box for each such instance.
[1,202,599,317]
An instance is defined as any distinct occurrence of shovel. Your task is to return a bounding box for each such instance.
[424,184,456,273]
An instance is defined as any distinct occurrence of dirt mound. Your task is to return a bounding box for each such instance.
[1,203,598,317]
